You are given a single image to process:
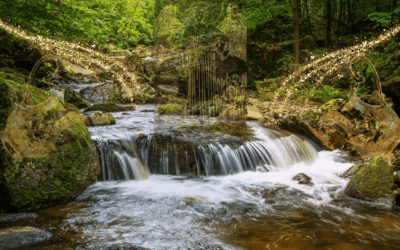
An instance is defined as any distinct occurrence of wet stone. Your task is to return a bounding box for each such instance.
[77,245,149,250]
[292,173,314,186]
[0,226,52,250]
[0,213,37,223]
[342,163,367,179]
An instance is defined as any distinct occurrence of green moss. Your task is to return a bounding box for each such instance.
[168,97,188,106]
[1,112,98,210]
[301,110,321,126]
[134,93,152,101]
[84,103,135,112]
[346,156,394,199]
[321,99,344,112]
[144,86,154,95]
[64,89,89,109]
[158,104,183,114]
[0,68,50,130]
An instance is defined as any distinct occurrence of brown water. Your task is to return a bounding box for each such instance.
[3,171,400,250]
[2,116,400,250]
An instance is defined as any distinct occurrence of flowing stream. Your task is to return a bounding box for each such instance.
[5,105,400,250]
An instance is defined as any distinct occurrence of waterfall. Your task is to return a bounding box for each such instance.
[92,124,318,181]
[93,138,150,181]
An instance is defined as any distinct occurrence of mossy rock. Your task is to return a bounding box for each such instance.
[0,68,100,211]
[84,103,135,112]
[64,89,90,109]
[344,155,394,204]
[88,111,116,126]
[300,110,321,126]
[0,67,49,131]
[157,104,183,115]
[168,97,188,106]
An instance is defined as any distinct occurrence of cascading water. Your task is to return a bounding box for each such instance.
[93,139,149,181]
[93,122,318,180]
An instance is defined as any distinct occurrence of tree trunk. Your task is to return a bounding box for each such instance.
[305,0,313,35]
[347,0,353,35]
[326,0,332,45]
[337,0,343,36]
[293,0,300,72]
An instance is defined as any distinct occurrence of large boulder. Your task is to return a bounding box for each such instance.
[341,163,367,179]
[265,93,400,160]
[0,68,100,211]
[80,82,117,103]
[344,155,395,205]
[64,88,89,109]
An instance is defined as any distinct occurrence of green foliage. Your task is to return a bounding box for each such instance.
[309,85,348,103]
[0,0,154,49]
[367,8,400,29]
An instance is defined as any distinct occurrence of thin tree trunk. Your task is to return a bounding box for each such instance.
[347,0,353,35]
[326,0,332,45]
[293,0,300,72]
[337,0,343,36]
[305,0,313,35]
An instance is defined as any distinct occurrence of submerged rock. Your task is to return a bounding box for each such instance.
[88,111,116,126]
[84,103,135,112]
[76,245,149,250]
[0,226,52,250]
[0,68,100,211]
[0,213,37,223]
[64,89,90,109]
[344,155,395,205]
[292,173,314,186]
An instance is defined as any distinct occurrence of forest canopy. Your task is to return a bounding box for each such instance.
[0,0,154,48]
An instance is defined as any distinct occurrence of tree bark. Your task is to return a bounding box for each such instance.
[305,0,313,35]
[337,0,343,36]
[347,0,353,35]
[326,0,332,45]
[293,0,300,72]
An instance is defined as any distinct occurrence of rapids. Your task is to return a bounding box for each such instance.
[6,105,400,250]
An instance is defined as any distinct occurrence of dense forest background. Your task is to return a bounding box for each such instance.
[1,0,400,100]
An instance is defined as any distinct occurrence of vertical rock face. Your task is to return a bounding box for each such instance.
[344,155,394,205]
[0,68,100,211]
